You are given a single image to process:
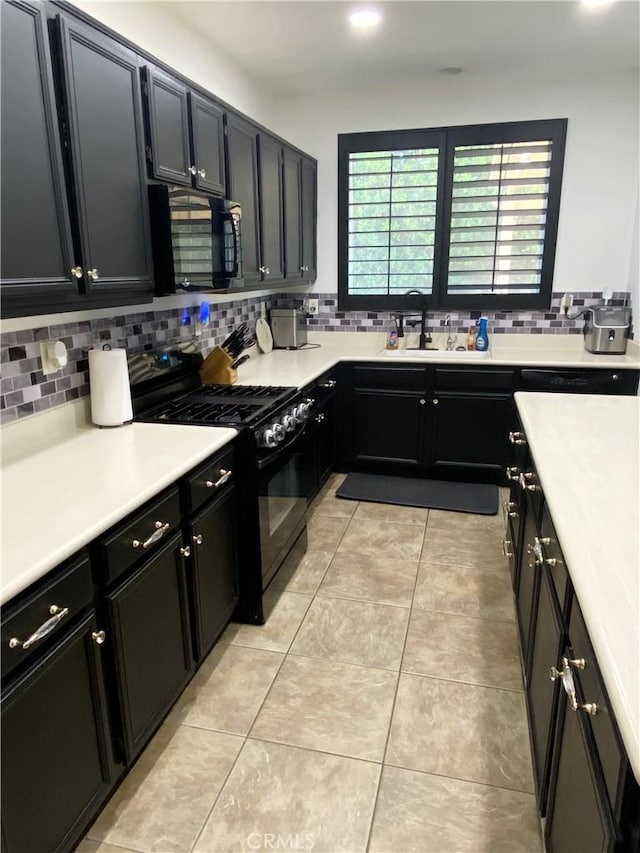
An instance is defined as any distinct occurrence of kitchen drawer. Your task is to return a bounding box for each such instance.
[539,503,569,617]
[1,554,93,681]
[434,367,515,392]
[569,599,626,813]
[184,446,235,515]
[97,488,181,584]
[352,365,426,391]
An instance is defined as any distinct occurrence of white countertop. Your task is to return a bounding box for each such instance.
[235,332,640,390]
[515,392,640,783]
[1,420,237,604]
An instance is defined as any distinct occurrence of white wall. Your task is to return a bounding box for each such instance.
[72,1,275,126]
[269,68,640,298]
[627,194,639,329]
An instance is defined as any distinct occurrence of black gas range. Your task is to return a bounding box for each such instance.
[129,348,313,625]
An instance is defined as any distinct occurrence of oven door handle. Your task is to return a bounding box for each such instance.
[256,427,306,470]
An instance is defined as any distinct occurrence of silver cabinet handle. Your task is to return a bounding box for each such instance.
[132,520,170,549]
[92,630,106,645]
[193,533,203,546]
[433,398,439,405]
[189,165,197,175]
[550,656,598,715]
[519,472,541,492]
[9,605,69,650]
[501,539,513,558]
[509,431,527,445]
[502,500,518,519]
[180,545,191,558]
[315,413,325,423]
[506,466,520,481]
[259,266,271,275]
[197,168,206,178]
[205,468,232,489]
[319,380,336,389]
[300,265,309,272]
[419,399,426,406]
[88,268,99,281]
[71,266,83,279]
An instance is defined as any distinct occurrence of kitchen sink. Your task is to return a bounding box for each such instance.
[379,348,491,359]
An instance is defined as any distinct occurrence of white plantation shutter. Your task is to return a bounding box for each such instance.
[446,140,553,295]
[348,148,439,295]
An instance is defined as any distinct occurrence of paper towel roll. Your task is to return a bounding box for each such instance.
[89,348,133,427]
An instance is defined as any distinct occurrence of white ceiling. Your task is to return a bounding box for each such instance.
[165,0,640,97]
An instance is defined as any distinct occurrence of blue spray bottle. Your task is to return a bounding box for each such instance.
[475,317,489,352]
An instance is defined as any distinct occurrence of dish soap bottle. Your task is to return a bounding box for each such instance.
[475,317,489,352]
[466,325,477,351]
[387,316,399,350]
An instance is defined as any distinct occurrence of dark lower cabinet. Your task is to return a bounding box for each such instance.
[1,613,115,853]
[515,492,541,674]
[429,393,512,482]
[106,532,192,763]
[352,388,426,472]
[0,0,77,309]
[188,486,240,662]
[305,377,337,499]
[545,691,619,853]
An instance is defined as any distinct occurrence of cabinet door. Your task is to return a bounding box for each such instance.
[545,691,618,853]
[189,486,240,661]
[226,113,261,286]
[258,131,284,281]
[189,93,225,196]
[527,563,564,814]
[316,390,337,489]
[56,15,153,297]
[300,155,317,281]
[1,613,115,853]
[0,0,77,306]
[352,389,426,471]
[107,532,192,763]
[516,495,540,678]
[429,393,512,481]
[142,65,191,186]
[283,147,303,281]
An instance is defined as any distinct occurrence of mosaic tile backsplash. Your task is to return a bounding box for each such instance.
[0,290,632,424]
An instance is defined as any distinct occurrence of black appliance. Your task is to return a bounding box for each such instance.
[148,185,242,294]
[129,349,312,625]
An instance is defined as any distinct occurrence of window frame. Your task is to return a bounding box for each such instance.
[337,118,568,313]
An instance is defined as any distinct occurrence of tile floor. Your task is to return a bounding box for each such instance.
[80,474,542,853]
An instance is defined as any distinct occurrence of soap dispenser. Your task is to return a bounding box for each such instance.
[475,317,489,352]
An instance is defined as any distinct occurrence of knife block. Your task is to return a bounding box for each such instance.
[200,346,238,385]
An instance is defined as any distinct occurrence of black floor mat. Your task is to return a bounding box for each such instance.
[336,472,498,515]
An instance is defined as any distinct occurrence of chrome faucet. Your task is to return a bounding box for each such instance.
[445,315,455,351]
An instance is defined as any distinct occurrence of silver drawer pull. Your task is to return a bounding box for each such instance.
[92,630,106,645]
[319,379,336,389]
[550,656,599,715]
[501,539,513,558]
[205,468,232,489]
[193,534,203,546]
[9,605,69,650]
[132,521,170,549]
[509,431,527,445]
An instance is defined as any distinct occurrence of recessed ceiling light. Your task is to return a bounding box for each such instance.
[349,9,382,30]
[581,0,618,7]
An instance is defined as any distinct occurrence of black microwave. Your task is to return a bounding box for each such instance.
[148,184,243,294]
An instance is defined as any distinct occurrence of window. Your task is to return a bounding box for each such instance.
[338,119,567,311]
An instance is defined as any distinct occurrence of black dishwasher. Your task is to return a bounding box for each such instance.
[519,368,638,395]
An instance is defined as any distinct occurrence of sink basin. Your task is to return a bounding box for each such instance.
[379,348,490,359]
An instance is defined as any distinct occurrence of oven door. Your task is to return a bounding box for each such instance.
[257,429,308,589]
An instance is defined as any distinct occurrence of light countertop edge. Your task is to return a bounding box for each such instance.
[1,423,238,605]
[515,392,640,784]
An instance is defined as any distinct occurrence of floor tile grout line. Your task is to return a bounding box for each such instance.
[407,604,519,626]
[284,648,405,675]
[398,667,524,694]
[314,589,413,609]
[380,760,537,798]
[244,733,387,766]
[364,531,425,853]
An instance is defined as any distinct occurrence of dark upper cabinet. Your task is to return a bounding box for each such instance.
[283,148,317,283]
[141,66,191,185]
[257,130,284,281]
[142,66,226,196]
[0,0,77,307]
[226,113,261,286]
[189,92,225,196]
[55,14,153,299]
[300,155,317,281]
